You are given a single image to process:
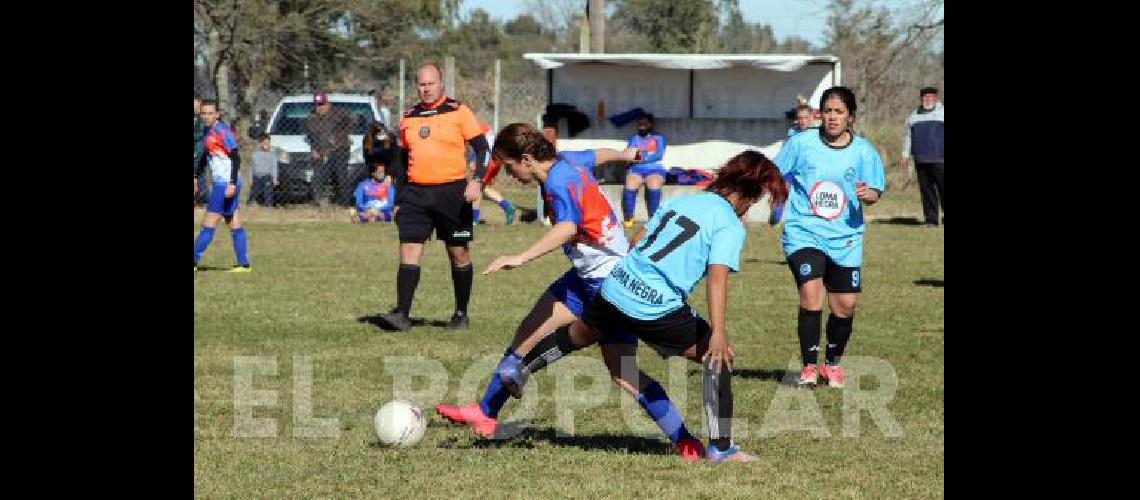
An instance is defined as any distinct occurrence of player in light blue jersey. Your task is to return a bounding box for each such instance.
[194,100,251,272]
[504,150,788,463]
[435,123,706,462]
[772,104,815,224]
[772,86,885,389]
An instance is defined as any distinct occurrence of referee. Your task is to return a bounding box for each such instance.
[379,62,489,332]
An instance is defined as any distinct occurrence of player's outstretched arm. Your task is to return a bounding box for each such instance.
[702,264,735,372]
[593,148,639,164]
[483,221,578,275]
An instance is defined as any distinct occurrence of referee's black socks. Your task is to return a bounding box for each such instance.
[798,308,823,365]
[396,264,421,316]
[451,264,473,316]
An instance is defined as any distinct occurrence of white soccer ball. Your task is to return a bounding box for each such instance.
[373,400,426,447]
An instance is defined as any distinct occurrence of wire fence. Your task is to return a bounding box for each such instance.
[194,59,545,208]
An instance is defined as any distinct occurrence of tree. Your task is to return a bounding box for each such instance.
[610,0,719,53]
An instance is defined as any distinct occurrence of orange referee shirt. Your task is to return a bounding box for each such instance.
[399,97,482,185]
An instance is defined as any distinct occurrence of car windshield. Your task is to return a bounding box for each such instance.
[270,102,375,135]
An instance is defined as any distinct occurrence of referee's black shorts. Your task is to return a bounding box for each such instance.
[580,292,712,359]
[396,180,474,244]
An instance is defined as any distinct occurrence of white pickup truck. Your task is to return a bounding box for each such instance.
[266,93,391,204]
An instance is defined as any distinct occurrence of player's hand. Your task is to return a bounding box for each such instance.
[855,181,879,204]
[703,331,735,372]
[899,157,908,170]
[622,147,640,162]
[483,254,526,275]
[464,180,483,202]
[312,151,321,160]
[225,183,236,199]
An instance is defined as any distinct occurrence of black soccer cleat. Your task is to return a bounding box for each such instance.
[379,311,412,332]
[445,312,469,330]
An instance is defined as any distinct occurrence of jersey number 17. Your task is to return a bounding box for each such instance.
[637,210,700,262]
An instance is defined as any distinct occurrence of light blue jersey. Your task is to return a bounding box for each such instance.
[600,192,746,320]
[774,129,886,267]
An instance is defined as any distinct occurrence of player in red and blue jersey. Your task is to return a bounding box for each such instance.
[622,114,667,227]
[435,123,705,462]
[501,150,788,463]
[353,163,396,223]
[194,100,251,272]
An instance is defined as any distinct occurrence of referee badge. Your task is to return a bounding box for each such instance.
[419,125,430,139]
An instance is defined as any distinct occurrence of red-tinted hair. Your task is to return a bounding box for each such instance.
[706,150,788,208]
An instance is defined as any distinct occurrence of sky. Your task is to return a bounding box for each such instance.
[460,0,937,50]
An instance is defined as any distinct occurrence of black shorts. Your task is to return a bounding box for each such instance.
[786,248,862,293]
[581,292,712,359]
[396,181,474,244]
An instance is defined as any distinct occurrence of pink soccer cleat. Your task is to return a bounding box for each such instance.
[435,403,497,438]
[820,364,845,388]
[675,436,705,463]
[797,364,819,387]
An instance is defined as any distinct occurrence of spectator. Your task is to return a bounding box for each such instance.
[901,87,945,226]
[621,114,667,227]
[363,120,397,174]
[353,163,396,223]
[304,91,354,206]
[248,109,270,141]
[250,136,278,207]
[377,61,489,332]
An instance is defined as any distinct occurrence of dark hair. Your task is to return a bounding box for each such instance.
[200,99,218,110]
[706,150,788,209]
[369,162,386,176]
[819,86,857,116]
[492,122,557,163]
[364,121,392,156]
[920,86,939,96]
[194,94,202,102]
[638,113,655,125]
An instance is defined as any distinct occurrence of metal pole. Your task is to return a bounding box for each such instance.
[399,58,405,109]
[445,56,456,97]
[494,59,501,133]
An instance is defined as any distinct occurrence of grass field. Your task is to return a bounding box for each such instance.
[194,185,944,498]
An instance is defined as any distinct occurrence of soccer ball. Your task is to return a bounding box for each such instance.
[373,400,426,447]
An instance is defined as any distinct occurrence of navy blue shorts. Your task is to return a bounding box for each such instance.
[206,178,242,217]
[547,269,637,345]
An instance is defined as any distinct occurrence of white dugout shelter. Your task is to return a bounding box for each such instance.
[523,53,841,222]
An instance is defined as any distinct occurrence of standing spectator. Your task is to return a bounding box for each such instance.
[901,87,944,226]
[363,120,398,179]
[377,61,489,332]
[621,114,667,227]
[248,109,270,141]
[249,136,278,207]
[304,91,354,206]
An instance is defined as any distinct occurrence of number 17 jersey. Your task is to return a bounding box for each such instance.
[600,192,747,320]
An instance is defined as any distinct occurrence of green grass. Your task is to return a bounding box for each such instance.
[194,185,943,498]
